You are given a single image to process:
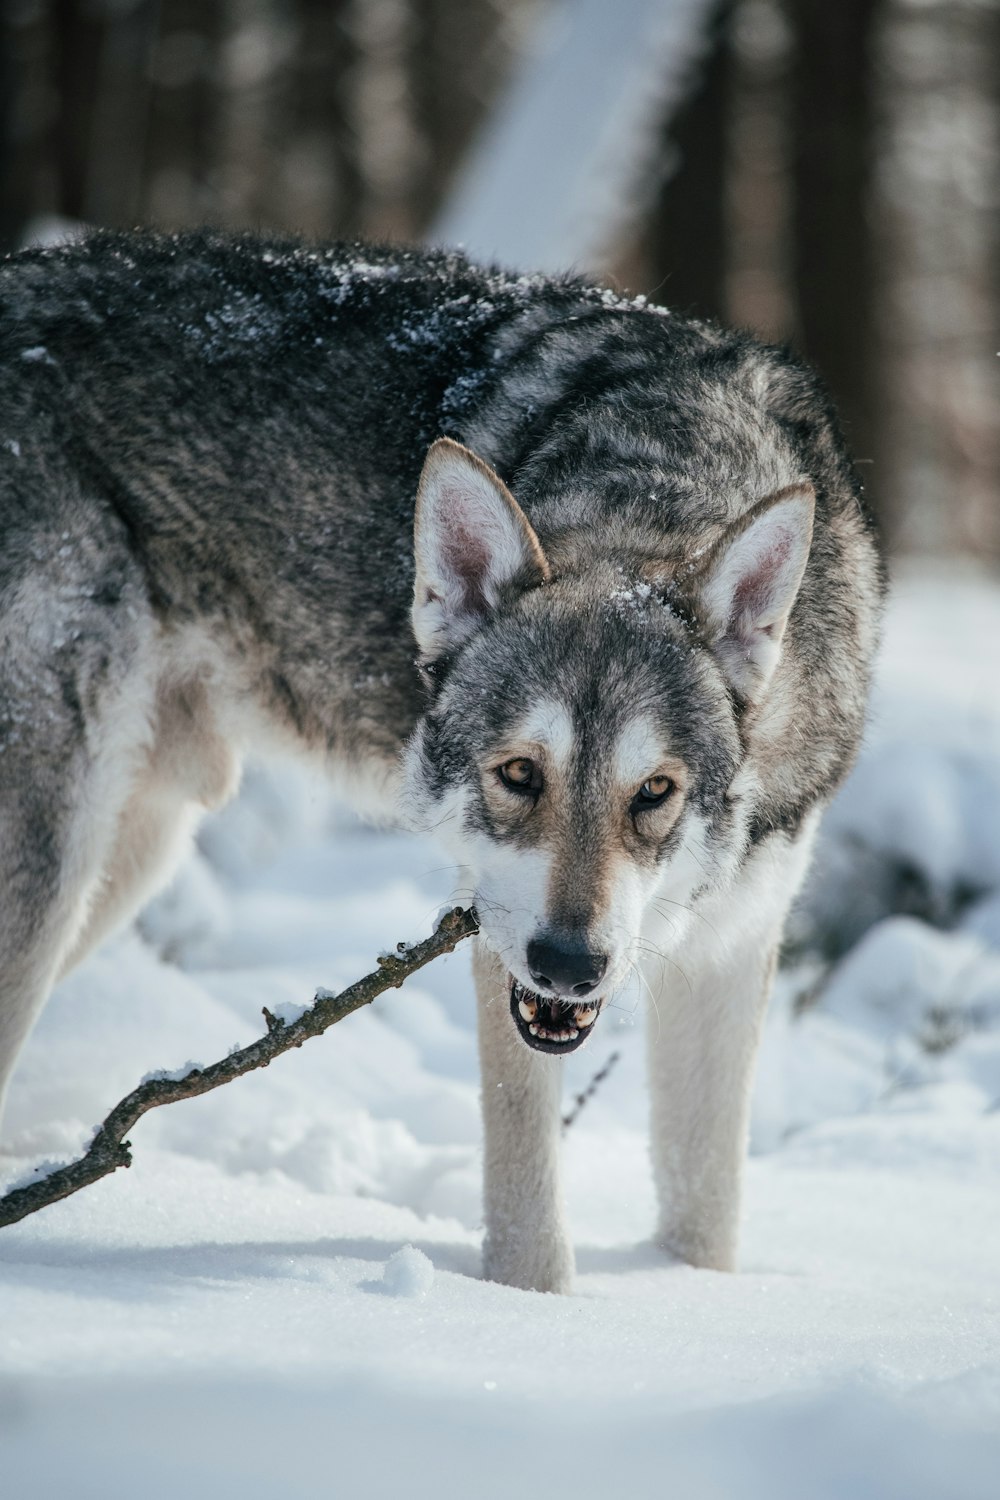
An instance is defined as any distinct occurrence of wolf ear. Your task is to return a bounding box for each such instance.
[694,483,815,703]
[412,437,550,657]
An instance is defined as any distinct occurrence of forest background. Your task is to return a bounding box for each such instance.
[3,0,997,564]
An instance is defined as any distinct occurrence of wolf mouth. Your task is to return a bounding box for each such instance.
[509,979,601,1055]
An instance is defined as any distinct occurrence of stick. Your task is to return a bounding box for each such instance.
[562,1050,621,1132]
[0,906,479,1229]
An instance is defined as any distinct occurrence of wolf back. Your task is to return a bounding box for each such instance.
[1,228,876,810]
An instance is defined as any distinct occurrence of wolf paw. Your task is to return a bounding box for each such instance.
[482,1234,575,1294]
[655,1220,738,1273]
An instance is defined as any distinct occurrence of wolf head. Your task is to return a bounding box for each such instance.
[402,438,814,1054]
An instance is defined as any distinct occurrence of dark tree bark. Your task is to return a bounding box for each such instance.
[785,0,883,518]
[410,0,511,234]
[83,0,158,226]
[142,0,227,229]
[0,4,51,249]
[287,0,364,237]
[625,0,736,320]
[51,0,106,222]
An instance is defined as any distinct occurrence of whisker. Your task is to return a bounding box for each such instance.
[632,941,694,1007]
[651,896,722,942]
[627,956,662,1044]
[677,836,713,881]
[412,863,465,882]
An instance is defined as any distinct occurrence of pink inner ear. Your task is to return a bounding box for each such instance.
[731,529,794,626]
[442,523,490,614]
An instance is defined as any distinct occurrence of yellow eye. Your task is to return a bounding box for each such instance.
[635,775,674,808]
[498,757,541,793]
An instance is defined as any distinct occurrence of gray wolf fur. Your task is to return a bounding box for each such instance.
[0,230,882,1291]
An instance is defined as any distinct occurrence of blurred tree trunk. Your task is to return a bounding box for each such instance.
[722,0,796,344]
[785,0,882,515]
[0,5,51,249]
[143,0,225,228]
[625,0,736,321]
[410,0,510,232]
[84,0,158,225]
[286,0,364,237]
[875,0,1000,563]
[51,0,106,222]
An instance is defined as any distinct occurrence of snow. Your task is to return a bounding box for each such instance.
[376,1244,436,1298]
[2,564,1000,1494]
[433,0,720,270]
[140,1060,205,1085]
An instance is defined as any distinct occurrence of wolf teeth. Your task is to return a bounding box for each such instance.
[513,979,594,1046]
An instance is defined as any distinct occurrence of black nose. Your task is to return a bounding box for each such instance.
[526,937,608,998]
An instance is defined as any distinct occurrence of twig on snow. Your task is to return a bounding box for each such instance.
[0,906,479,1230]
[562,1050,621,1132]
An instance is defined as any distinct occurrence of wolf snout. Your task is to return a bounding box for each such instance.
[525,936,608,999]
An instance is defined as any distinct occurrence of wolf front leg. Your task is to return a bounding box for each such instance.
[474,941,574,1293]
[643,830,816,1271]
[644,926,776,1271]
[0,748,124,1140]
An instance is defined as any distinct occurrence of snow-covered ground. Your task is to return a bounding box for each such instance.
[2,565,999,1497]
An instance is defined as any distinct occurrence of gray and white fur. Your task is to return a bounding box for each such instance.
[0,230,883,1290]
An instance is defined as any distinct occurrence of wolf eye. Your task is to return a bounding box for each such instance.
[633,775,675,811]
[498,757,542,794]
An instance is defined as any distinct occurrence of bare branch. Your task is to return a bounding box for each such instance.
[0,906,479,1229]
[562,1049,621,1132]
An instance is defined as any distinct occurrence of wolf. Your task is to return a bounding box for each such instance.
[0,229,882,1290]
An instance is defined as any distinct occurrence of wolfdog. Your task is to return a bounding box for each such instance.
[0,230,882,1290]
